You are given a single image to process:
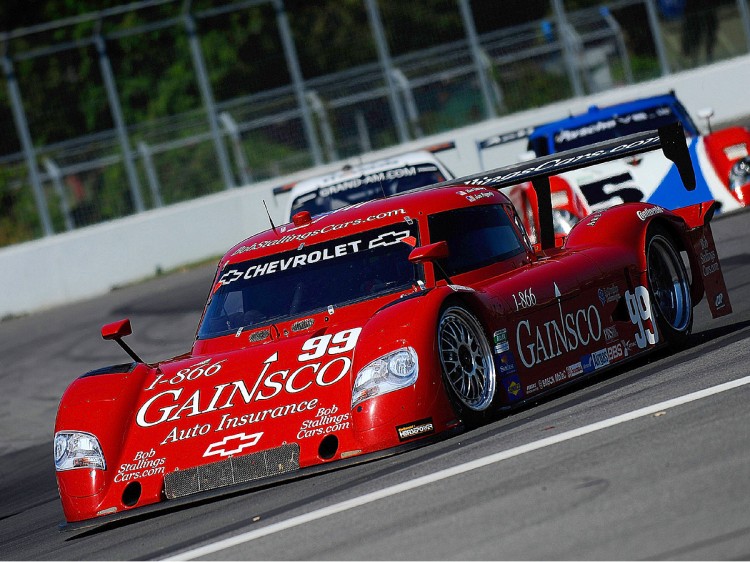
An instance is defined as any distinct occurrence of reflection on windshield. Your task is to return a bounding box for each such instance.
[290,164,445,217]
[198,223,420,339]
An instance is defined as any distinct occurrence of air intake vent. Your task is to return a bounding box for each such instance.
[291,318,314,332]
[249,329,270,342]
[163,443,300,499]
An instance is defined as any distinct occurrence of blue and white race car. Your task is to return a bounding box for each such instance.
[478,92,750,215]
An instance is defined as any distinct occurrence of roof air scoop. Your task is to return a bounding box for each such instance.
[293,211,313,227]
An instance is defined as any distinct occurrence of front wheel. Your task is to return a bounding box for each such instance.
[437,305,497,427]
[646,226,693,346]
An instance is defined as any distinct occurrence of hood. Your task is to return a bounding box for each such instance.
[123,311,369,485]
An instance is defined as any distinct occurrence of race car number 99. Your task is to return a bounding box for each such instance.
[298,328,362,361]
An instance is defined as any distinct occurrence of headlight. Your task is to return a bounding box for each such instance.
[53,431,106,471]
[352,347,418,408]
[729,156,750,191]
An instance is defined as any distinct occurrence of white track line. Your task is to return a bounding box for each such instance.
[164,375,750,561]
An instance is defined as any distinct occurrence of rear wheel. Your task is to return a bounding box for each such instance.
[437,306,497,427]
[646,226,693,346]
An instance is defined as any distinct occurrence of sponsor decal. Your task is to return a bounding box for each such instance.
[636,206,664,221]
[146,358,227,392]
[496,351,517,375]
[597,284,620,305]
[622,339,637,357]
[203,432,263,458]
[591,349,610,369]
[516,283,602,368]
[554,107,672,146]
[698,234,720,277]
[368,230,411,249]
[230,209,408,255]
[137,329,360,446]
[581,354,596,374]
[318,166,420,198]
[397,418,435,441]
[463,135,659,188]
[526,382,539,394]
[297,404,351,439]
[538,370,569,391]
[566,362,583,377]
[607,343,624,363]
[512,287,537,311]
[114,449,166,483]
[502,374,524,401]
[603,325,619,342]
[587,211,603,227]
[493,329,509,354]
[625,286,658,349]
[715,292,726,310]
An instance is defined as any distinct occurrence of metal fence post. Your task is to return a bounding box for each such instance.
[42,158,74,231]
[306,91,339,162]
[219,112,253,186]
[600,6,634,84]
[2,55,54,237]
[364,0,410,144]
[273,0,324,166]
[737,0,750,52]
[137,141,164,208]
[552,0,584,97]
[94,34,145,213]
[184,13,236,190]
[391,69,423,138]
[457,0,497,119]
[644,0,670,75]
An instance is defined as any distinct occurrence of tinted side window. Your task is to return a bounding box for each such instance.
[428,204,524,276]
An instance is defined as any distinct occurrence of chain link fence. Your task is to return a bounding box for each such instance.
[2,0,749,246]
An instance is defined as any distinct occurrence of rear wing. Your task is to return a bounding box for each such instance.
[436,122,696,250]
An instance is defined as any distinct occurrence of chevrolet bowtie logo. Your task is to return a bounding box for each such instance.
[203,432,263,458]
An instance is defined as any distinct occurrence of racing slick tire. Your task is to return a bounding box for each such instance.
[437,305,497,427]
[645,224,693,347]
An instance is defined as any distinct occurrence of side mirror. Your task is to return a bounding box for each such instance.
[101,318,143,363]
[102,318,132,340]
[408,241,450,263]
[408,241,452,284]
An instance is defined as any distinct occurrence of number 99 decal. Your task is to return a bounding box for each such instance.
[625,286,658,349]
[298,328,362,362]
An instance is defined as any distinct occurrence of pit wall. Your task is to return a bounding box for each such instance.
[3,55,750,318]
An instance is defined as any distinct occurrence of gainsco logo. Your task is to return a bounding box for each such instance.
[136,328,361,428]
[516,283,602,368]
[396,418,435,441]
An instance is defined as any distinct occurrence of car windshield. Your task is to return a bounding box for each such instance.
[533,104,680,155]
[290,163,445,217]
[197,222,420,339]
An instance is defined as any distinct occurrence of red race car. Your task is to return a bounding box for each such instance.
[54,123,731,529]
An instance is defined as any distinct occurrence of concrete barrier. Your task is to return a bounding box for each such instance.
[3,54,750,318]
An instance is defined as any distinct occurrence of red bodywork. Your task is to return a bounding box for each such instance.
[54,128,732,529]
[703,126,750,204]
